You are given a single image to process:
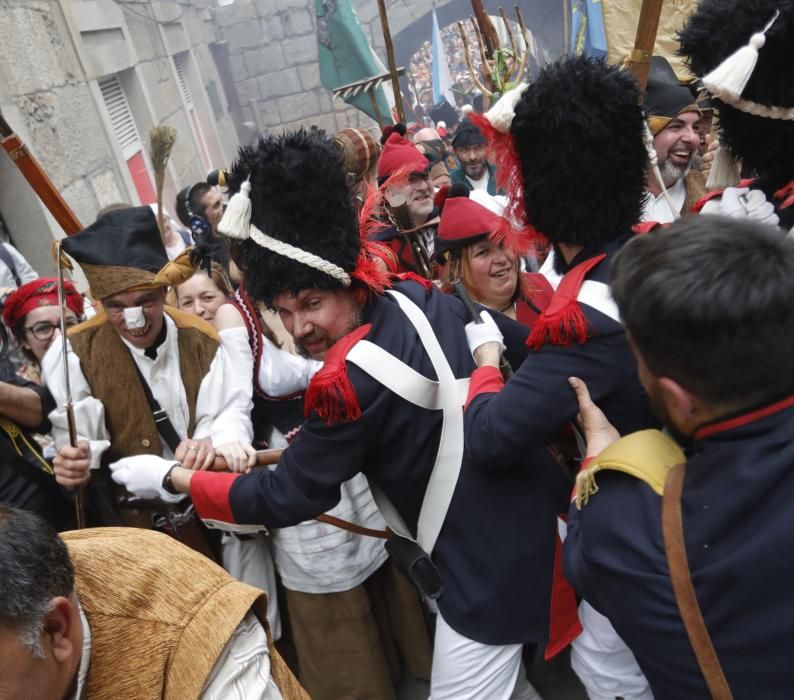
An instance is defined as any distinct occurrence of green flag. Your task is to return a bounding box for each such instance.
[316,0,393,124]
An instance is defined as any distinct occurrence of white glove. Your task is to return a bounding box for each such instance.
[109,455,184,503]
[465,310,505,357]
[215,441,257,473]
[718,187,780,227]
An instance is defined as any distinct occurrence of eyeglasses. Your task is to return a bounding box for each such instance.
[24,318,79,340]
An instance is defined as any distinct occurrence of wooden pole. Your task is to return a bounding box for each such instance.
[368,90,384,129]
[471,0,499,58]
[626,0,666,93]
[376,0,405,123]
[562,0,571,55]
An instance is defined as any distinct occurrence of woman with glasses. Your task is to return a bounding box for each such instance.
[3,277,85,382]
[0,278,85,530]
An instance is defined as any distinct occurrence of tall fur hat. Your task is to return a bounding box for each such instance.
[510,56,647,248]
[679,0,794,187]
[223,129,387,306]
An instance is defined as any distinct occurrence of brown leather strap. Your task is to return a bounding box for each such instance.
[315,513,391,539]
[662,463,734,700]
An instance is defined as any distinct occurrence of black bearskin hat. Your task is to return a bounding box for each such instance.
[679,0,794,188]
[510,56,647,248]
[226,129,361,306]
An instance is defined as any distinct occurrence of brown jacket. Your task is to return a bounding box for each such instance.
[64,527,308,700]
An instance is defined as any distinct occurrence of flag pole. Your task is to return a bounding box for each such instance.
[376,0,406,123]
[625,0,665,92]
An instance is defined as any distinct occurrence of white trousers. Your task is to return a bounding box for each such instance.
[221,532,282,640]
[571,602,653,700]
[430,612,543,700]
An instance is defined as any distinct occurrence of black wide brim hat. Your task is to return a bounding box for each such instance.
[61,206,193,300]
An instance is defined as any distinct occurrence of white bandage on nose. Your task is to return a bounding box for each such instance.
[123,306,146,329]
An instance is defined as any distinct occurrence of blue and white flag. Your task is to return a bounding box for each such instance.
[570,0,608,58]
[431,8,456,108]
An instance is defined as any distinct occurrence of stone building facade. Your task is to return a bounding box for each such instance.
[0,0,463,279]
[0,0,237,278]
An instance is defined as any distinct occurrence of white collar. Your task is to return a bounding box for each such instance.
[70,598,92,700]
[121,312,176,359]
[642,177,687,223]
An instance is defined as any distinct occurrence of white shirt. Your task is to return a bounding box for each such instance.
[640,177,687,224]
[466,170,490,192]
[42,313,253,469]
[72,603,283,700]
[218,325,389,594]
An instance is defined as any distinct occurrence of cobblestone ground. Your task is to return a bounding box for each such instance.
[397,648,588,700]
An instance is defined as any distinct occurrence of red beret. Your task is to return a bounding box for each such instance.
[2,277,84,329]
[377,132,429,179]
[436,196,501,259]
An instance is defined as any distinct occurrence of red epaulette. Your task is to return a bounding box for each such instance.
[526,254,607,351]
[303,324,372,425]
[691,178,757,213]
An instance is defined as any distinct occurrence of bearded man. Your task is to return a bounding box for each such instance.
[111,129,569,700]
[640,59,705,224]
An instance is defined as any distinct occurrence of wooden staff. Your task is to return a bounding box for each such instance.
[625,0,666,93]
[0,113,82,236]
[376,0,405,123]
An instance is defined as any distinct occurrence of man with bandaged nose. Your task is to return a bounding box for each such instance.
[42,206,252,550]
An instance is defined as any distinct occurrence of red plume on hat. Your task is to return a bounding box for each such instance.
[467,86,544,258]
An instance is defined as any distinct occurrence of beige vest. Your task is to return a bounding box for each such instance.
[64,528,308,700]
[68,306,218,463]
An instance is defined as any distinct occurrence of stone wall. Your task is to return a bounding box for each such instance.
[0,0,122,274]
[215,0,370,136]
[0,0,237,277]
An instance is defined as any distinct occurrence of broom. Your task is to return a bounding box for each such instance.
[148,124,178,243]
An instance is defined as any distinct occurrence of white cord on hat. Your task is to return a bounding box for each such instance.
[217,174,351,286]
[642,120,679,221]
[249,225,351,287]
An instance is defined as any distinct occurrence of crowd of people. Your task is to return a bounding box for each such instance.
[1,0,794,698]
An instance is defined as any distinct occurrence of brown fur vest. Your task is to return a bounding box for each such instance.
[68,306,219,463]
[64,527,309,700]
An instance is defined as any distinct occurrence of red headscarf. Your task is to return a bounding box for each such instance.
[2,277,84,329]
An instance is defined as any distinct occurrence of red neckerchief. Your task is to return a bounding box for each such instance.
[303,324,372,425]
[526,253,607,351]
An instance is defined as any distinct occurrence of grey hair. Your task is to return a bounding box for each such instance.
[0,507,75,657]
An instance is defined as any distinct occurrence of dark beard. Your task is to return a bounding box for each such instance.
[295,312,363,360]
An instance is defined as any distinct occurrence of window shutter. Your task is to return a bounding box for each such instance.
[98,75,141,160]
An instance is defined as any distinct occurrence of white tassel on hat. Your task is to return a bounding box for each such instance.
[702,10,780,104]
[706,141,740,191]
[217,178,252,240]
[485,83,529,134]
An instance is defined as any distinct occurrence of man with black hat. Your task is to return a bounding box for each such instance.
[110,128,577,700]
[641,58,705,224]
[462,56,660,699]
[450,116,500,195]
[43,206,253,538]
[680,0,794,233]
